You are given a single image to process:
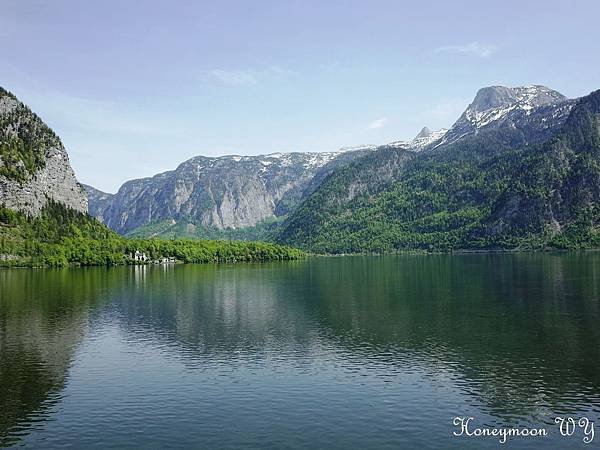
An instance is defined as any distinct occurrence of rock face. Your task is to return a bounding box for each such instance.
[84,183,114,221]
[0,88,87,215]
[86,149,371,234]
[438,85,574,149]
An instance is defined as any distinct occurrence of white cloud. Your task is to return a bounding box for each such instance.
[435,42,497,58]
[199,66,294,87]
[202,69,258,86]
[368,117,388,130]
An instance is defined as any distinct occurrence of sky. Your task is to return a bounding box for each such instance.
[1,0,599,192]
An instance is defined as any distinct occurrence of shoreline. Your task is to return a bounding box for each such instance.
[4,247,600,269]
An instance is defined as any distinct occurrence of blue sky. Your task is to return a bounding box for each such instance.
[1,0,599,192]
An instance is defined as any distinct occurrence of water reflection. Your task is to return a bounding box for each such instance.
[1,254,599,448]
[0,269,109,447]
[301,255,600,422]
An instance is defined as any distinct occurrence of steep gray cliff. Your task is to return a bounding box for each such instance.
[86,149,371,234]
[84,183,114,222]
[0,88,87,215]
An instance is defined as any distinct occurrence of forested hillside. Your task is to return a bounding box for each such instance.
[0,201,304,267]
[277,89,600,253]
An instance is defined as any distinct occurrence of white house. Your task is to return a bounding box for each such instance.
[132,251,149,262]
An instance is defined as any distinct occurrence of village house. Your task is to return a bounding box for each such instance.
[130,251,149,262]
[154,256,177,264]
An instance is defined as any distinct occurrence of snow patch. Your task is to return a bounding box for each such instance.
[338,144,377,152]
[387,128,448,152]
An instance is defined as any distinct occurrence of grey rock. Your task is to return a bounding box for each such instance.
[414,127,432,139]
[86,149,371,234]
[0,88,87,215]
[84,184,114,221]
[437,85,574,150]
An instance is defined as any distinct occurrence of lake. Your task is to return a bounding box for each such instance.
[1,254,599,449]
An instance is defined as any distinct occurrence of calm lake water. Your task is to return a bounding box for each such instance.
[1,254,600,449]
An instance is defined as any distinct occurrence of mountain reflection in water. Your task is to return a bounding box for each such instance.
[1,254,599,449]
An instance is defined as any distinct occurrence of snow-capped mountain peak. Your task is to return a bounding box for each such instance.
[463,85,566,128]
[410,127,449,150]
[338,144,378,152]
[388,127,448,152]
[435,85,572,148]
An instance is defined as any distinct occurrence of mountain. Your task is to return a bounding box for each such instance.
[83,83,599,252]
[277,85,599,252]
[85,149,372,235]
[84,183,114,222]
[478,89,600,244]
[388,126,448,151]
[437,85,574,151]
[85,129,453,237]
[0,87,87,215]
[0,87,303,268]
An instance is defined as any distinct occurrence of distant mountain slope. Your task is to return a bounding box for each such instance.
[478,89,600,244]
[275,147,417,248]
[85,149,372,234]
[84,183,113,221]
[0,87,87,214]
[277,86,598,252]
[85,127,455,237]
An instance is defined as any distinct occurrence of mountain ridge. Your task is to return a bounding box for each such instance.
[85,148,374,234]
[85,121,457,235]
[84,83,600,251]
[276,85,600,252]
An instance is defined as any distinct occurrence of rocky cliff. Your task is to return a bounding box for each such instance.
[85,149,372,234]
[0,88,87,215]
